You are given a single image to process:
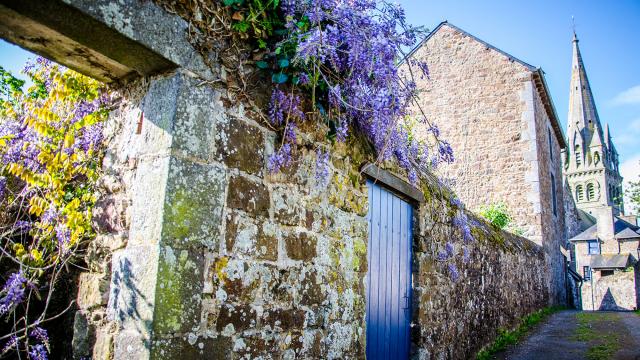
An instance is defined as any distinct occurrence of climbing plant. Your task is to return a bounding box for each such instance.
[0,58,109,359]
[220,0,453,185]
[217,0,472,280]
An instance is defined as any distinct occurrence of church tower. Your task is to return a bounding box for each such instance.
[563,31,624,215]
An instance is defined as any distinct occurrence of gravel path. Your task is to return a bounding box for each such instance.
[495,310,640,360]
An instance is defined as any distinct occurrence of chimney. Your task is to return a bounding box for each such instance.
[592,206,615,241]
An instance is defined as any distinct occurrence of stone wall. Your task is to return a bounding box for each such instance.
[531,84,568,305]
[406,23,568,305]
[60,4,554,359]
[581,267,639,311]
[412,185,549,359]
[407,24,542,242]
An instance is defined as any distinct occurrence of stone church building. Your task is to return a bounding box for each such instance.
[563,32,639,311]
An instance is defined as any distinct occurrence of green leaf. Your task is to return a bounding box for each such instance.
[272,73,288,84]
[223,0,235,5]
[275,47,282,55]
[232,21,250,33]
[278,59,290,68]
[256,61,269,69]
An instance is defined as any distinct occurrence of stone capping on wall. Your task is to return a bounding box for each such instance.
[0,0,179,83]
[360,163,425,204]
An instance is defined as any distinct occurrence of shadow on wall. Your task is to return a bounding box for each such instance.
[110,257,153,349]
[598,287,627,311]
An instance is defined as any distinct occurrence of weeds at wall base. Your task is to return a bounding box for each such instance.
[476,306,566,360]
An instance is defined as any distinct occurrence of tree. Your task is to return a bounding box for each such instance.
[0,57,108,359]
[626,165,640,214]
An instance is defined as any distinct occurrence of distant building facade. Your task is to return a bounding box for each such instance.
[564,33,639,311]
[406,22,569,305]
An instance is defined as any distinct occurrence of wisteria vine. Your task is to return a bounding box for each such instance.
[225,0,453,186]
[222,0,470,279]
[0,58,108,359]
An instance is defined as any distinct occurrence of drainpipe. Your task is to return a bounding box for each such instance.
[590,269,595,311]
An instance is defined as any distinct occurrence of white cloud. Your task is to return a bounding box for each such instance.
[611,85,640,106]
[621,153,640,215]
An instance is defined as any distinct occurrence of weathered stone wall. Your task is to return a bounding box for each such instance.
[532,85,568,305]
[75,66,375,358]
[65,5,554,360]
[407,23,567,306]
[581,267,639,311]
[412,185,549,359]
[407,24,542,242]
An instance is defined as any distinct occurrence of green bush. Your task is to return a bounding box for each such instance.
[479,202,511,229]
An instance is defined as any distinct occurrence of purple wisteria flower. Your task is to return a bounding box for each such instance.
[445,241,455,257]
[0,271,28,315]
[55,224,71,249]
[268,143,292,173]
[447,263,460,282]
[315,149,330,187]
[2,335,18,354]
[15,221,31,233]
[30,326,49,346]
[0,176,6,201]
[40,207,58,224]
[28,344,48,360]
[450,196,463,210]
[269,0,451,184]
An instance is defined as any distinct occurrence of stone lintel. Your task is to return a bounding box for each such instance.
[361,163,425,203]
[0,0,177,83]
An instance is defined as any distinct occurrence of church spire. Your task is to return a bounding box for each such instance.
[567,30,606,152]
[564,29,625,214]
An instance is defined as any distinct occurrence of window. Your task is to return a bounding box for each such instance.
[551,173,557,216]
[575,145,581,167]
[548,128,553,159]
[594,152,600,165]
[587,241,599,255]
[576,185,584,202]
[601,270,614,276]
[583,266,591,280]
[587,183,595,201]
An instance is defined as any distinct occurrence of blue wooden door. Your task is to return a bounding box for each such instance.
[366,180,413,360]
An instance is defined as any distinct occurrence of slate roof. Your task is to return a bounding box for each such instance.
[569,224,598,241]
[589,254,633,269]
[569,216,640,242]
[614,217,640,240]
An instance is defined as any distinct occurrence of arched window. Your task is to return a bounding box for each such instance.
[576,185,584,202]
[575,145,582,167]
[594,152,600,165]
[587,183,595,201]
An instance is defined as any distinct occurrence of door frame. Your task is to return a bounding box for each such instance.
[362,163,424,358]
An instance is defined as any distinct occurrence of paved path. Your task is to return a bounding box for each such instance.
[496,310,640,360]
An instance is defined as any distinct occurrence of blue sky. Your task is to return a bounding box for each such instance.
[1,1,639,210]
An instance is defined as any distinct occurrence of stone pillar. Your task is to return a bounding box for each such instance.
[1,1,232,358]
[90,72,228,359]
